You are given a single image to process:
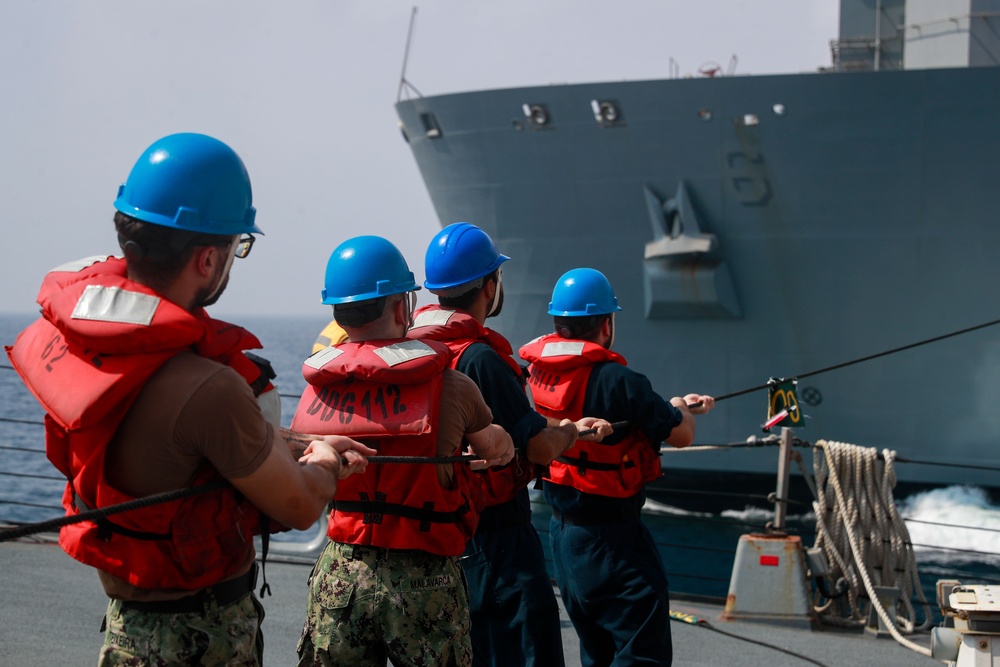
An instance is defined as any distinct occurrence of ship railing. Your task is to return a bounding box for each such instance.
[2,362,998,618]
[898,11,1000,34]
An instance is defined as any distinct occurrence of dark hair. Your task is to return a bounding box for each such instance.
[334,297,388,328]
[437,269,499,310]
[114,211,233,291]
[553,314,608,341]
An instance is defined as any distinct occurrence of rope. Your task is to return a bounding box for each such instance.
[168,316,1000,411]
[657,435,812,454]
[0,445,46,454]
[366,454,476,464]
[0,470,63,481]
[282,422,629,466]
[7,316,1000,404]
[0,447,489,541]
[659,443,759,453]
[647,487,781,505]
[285,426,524,465]
[0,416,45,426]
[669,611,829,666]
[908,542,1000,558]
[904,517,1000,534]
[708,316,1000,403]
[0,481,228,542]
[810,440,932,657]
[0,499,62,510]
[894,456,1000,473]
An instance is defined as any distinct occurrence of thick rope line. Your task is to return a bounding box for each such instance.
[657,436,812,454]
[810,440,932,657]
[0,481,228,542]
[367,454,476,464]
[0,448,486,540]
[281,423,628,465]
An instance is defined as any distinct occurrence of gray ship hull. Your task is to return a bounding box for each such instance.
[395,67,1000,491]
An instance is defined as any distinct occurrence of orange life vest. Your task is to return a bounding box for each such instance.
[292,338,480,556]
[408,305,533,507]
[519,334,661,498]
[6,256,273,590]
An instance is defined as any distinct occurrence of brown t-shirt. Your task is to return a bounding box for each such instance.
[435,367,494,454]
[434,368,495,487]
[99,352,272,599]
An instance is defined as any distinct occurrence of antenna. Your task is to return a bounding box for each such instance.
[397,6,424,102]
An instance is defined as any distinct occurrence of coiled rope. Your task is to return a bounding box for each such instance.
[810,440,932,657]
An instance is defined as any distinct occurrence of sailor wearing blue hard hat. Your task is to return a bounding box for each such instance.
[408,222,613,667]
[113,132,262,309]
[308,234,423,356]
[295,234,514,667]
[423,221,510,317]
[520,267,715,667]
[8,132,371,666]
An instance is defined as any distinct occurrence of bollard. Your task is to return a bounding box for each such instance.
[864,586,900,638]
[721,533,814,627]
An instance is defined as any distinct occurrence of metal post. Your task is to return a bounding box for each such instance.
[773,427,793,533]
[874,0,882,71]
[396,6,419,103]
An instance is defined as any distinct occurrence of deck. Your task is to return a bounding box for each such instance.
[0,537,943,666]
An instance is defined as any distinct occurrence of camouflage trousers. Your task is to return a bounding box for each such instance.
[297,541,472,667]
[98,592,264,666]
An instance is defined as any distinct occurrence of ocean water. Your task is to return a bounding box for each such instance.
[2,313,998,618]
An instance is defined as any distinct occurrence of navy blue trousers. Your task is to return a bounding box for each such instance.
[550,517,672,667]
[461,523,565,667]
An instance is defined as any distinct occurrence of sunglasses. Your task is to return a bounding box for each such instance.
[234,235,255,259]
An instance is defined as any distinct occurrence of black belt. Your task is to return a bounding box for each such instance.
[552,508,640,526]
[120,563,257,614]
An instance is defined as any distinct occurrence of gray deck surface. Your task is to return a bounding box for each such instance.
[0,538,940,666]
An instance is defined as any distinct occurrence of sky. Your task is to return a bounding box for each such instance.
[0,1,839,317]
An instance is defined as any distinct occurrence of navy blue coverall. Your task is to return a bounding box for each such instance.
[544,361,683,667]
[457,343,564,667]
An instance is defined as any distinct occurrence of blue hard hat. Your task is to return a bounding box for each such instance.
[322,235,420,305]
[548,268,622,316]
[424,222,510,293]
[114,133,262,235]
